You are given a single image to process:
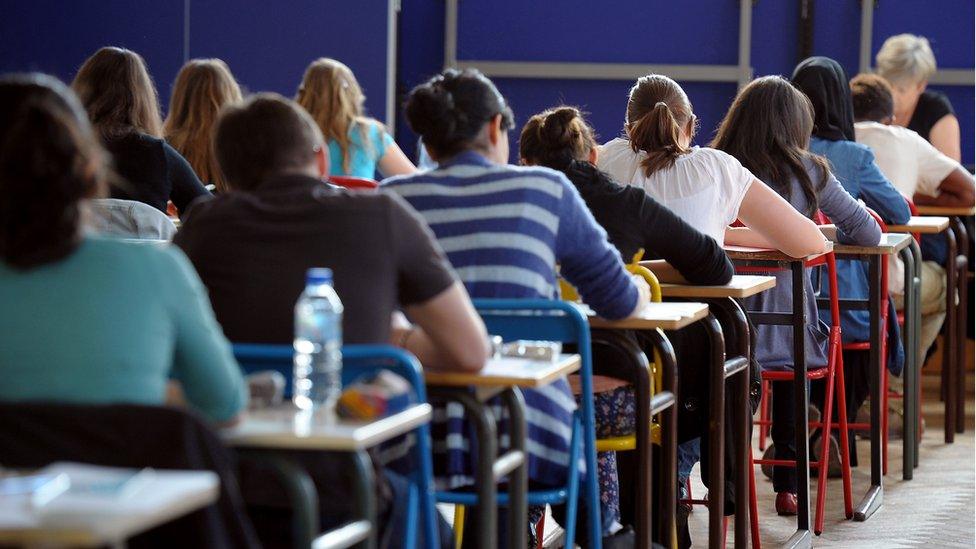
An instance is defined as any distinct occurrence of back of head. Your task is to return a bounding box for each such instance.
[404,68,514,160]
[625,74,696,177]
[295,58,365,174]
[0,73,107,269]
[71,47,163,139]
[519,106,596,170]
[164,59,243,191]
[214,92,324,191]
[875,34,937,88]
[712,76,827,216]
[791,56,855,142]
[850,73,895,122]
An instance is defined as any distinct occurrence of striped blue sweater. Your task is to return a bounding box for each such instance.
[384,151,637,490]
[383,151,638,318]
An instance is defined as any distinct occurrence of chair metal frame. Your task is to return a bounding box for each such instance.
[232,343,439,549]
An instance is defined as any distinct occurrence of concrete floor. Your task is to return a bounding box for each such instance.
[686,373,976,548]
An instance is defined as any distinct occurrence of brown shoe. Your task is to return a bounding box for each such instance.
[775,492,798,516]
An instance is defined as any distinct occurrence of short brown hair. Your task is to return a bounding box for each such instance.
[0,73,108,269]
[71,47,163,139]
[214,93,324,191]
[519,106,596,169]
[850,73,895,122]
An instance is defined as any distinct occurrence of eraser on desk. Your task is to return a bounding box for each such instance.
[337,371,414,420]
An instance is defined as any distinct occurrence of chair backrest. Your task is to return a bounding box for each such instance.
[232,344,427,401]
[0,402,261,548]
[330,175,380,190]
[86,198,178,240]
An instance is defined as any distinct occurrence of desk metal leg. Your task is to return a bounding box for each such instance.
[351,450,378,549]
[855,256,885,521]
[788,261,813,546]
[500,388,528,549]
[430,389,499,549]
[704,298,751,549]
[910,240,923,469]
[951,216,969,434]
[943,227,958,441]
[701,313,727,549]
[900,245,917,481]
[648,329,678,549]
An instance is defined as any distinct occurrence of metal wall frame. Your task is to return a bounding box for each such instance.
[443,0,755,88]
[859,0,975,86]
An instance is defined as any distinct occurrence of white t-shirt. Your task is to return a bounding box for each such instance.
[597,139,754,245]
[854,121,958,198]
[855,121,959,296]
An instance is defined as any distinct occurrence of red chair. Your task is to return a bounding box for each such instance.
[749,245,854,536]
[329,175,379,190]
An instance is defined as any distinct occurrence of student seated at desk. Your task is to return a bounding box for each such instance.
[164,58,244,193]
[296,58,416,179]
[384,68,650,547]
[71,47,211,216]
[712,76,881,515]
[851,73,974,357]
[792,57,911,441]
[595,72,826,542]
[0,73,245,425]
[519,105,734,535]
[174,93,486,548]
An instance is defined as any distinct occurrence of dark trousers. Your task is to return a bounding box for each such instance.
[770,380,798,493]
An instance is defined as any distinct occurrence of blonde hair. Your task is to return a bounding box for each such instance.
[71,46,163,139]
[164,59,243,192]
[295,58,380,174]
[625,74,696,177]
[876,34,937,87]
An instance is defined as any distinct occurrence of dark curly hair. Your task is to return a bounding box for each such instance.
[519,105,597,170]
[0,73,108,269]
[404,68,514,160]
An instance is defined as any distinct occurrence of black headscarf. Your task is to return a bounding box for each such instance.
[791,56,855,142]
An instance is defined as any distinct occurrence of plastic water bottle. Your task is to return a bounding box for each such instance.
[293,268,344,411]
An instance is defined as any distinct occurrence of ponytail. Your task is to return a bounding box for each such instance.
[625,75,695,177]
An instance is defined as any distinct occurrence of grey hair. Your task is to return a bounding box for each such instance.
[875,34,937,87]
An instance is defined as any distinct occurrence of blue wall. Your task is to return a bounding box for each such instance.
[0,1,971,163]
[0,0,393,123]
[396,0,974,165]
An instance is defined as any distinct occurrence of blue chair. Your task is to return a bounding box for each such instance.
[232,343,440,549]
[439,298,601,549]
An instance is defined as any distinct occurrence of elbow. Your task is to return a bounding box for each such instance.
[456,345,488,373]
[783,234,829,259]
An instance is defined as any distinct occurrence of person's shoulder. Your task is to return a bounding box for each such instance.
[920,89,954,112]
[83,236,180,271]
[688,146,738,164]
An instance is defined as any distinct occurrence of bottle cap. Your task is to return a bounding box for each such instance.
[306,268,333,285]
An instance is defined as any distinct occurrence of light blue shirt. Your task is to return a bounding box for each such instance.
[327,121,394,179]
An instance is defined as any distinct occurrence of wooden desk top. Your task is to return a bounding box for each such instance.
[915,205,976,216]
[0,465,218,547]
[886,216,950,234]
[724,242,834,262]
[585,301,709,330]
[832,233,912,256]
[659,275,776,299]
[425,354,581,388]
[223,403,432,451]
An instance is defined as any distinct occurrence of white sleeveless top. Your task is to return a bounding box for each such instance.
[597,139,755,245]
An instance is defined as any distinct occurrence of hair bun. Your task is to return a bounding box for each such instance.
[541,106,580,148]
[405,83,458,145]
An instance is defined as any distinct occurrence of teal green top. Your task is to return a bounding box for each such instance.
[327,120,394,178]
[0,237,246,422]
